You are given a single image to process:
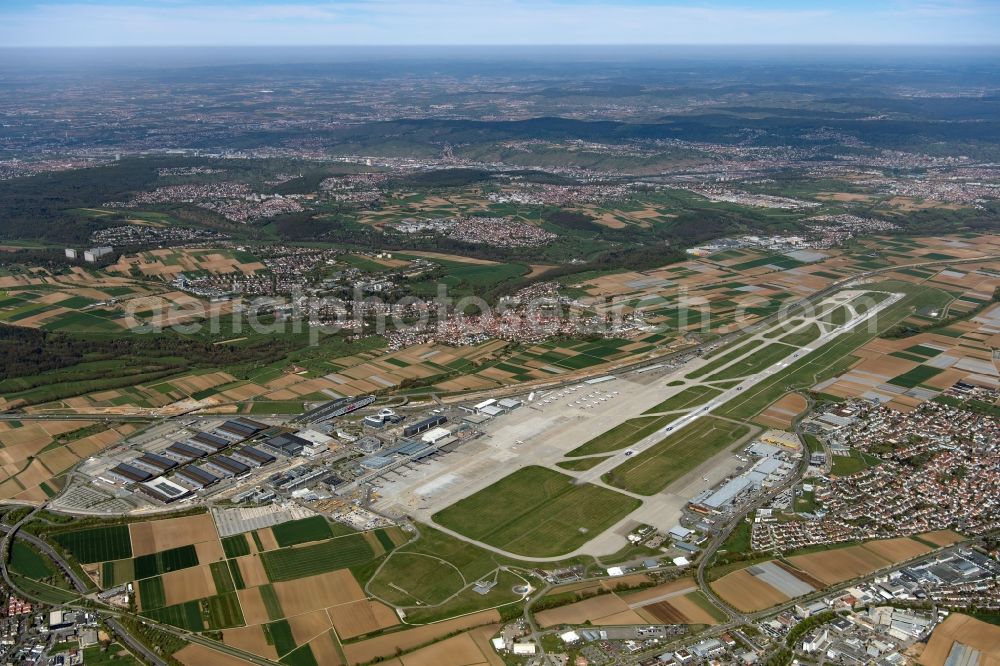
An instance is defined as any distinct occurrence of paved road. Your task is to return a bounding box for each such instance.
[412,290,902,562]
[0,511,171,666]
[572,290,902,487]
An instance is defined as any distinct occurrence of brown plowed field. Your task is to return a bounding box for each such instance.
[234,555,270,588]
[161,565,217,606]
[787,545,890,586]
[328,599,399,639]
[920,613,1000,666]
[861,537,931,563]
[306,630,345,666]
[273,570,365,617]
[129,513,218,556]
[919,530,964,547]
[221,625,278,660]
[400,631,490,666]
[342,611,500,665]
[536,594,630,628]
[287,609,333,646]
[235,587,270,626]
[710,569,790,613]
[176,643,261,666]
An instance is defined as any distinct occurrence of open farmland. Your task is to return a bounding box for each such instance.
[106,247,266,281]
[269,515,337,547]
[713,537,939,611]
[920,613,1000,666]
[130,513,219,556]
[260,533,375,581]
[604,417,750,495]
[340,611,501,665]
[53,525,133,564]
[710,567,793,613]
[0,420,132,502]
[432,466,641,557]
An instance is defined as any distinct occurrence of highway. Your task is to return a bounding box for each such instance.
[0,507,172,666]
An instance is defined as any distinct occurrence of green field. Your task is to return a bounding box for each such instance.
[686,340,759,379]
[270,516,334,548]
[82,643,143,666]
[228,560,245,590]
[9,541,59,581]
[567,414,677,457]
[141,592,244,631]
[138,576,166,610]
[704,343,795,381]
[204,592,245,629]
[133,545,199,579]
[266,619,297,657]
[830,451,881,477]
[221,534,251,558]
[779,324,821,347]
[367,525,503,606]
[604,417,750,495]
[260,534,375,582]
[887,365,944,388]
[280,644,319,666]
[642,385,721,415]
[143,600,204,632]
[210,561,236,594]
[433,466,641,557]
[53,525,132,563]
[260,583,284,620]
[556,456,610,471]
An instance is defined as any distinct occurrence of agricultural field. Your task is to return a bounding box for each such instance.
[106,247,266,281]
[810,260,1000,410]
[433,466,641,557]
[603,417,750,495]
[711,536,937,612]
[33,511,448,665]
[319,335,662,398]
[533,577,724,628]
[0,420,134,502]
[920,613,1000,666]
[0,267,157,333]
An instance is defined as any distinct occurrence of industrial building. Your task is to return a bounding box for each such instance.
[402,414,447,437]
[690,456,794,513]
[217,417,268,439]
[263,432,311,456]
[105,463,153,484]
[137,477,192,504]
[172,466,219,490]
[190,432,232,453]
[363,408,401,429]
[238,446,276,466]
[134,453,177,473]
[164,442,208,463]
[83,246,113,263]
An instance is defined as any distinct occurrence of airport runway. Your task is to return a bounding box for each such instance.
[572,290,903,486]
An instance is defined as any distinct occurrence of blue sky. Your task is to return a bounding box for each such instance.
[0,0,996,47]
